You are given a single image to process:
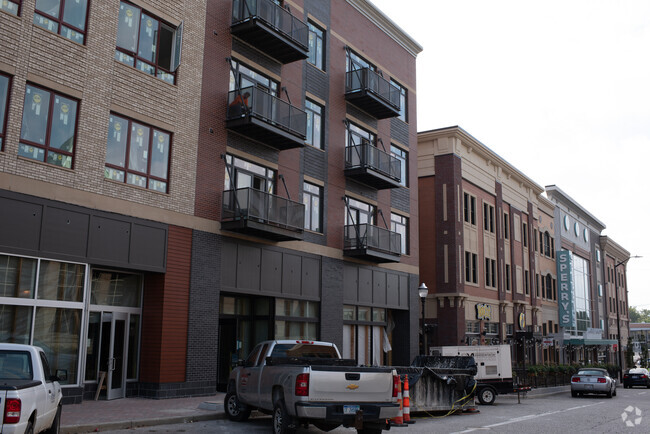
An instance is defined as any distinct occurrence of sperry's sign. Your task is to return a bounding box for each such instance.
[557,250,576,327]
[476,303,493,321]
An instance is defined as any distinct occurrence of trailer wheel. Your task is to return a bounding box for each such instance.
[477,386,496,405]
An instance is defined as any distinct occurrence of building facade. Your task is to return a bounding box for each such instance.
[0,0,421,403]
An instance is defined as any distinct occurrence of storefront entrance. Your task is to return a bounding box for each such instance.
[100,312,128,400]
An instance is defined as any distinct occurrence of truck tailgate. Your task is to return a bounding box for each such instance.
[308,367,394,403]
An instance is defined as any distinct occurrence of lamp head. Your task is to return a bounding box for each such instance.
[418,283,428,299]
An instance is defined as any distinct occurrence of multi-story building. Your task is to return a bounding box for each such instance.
[417,126,556,365]
[0,0,421,403]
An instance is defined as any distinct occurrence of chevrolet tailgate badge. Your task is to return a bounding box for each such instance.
[346,384,359,390]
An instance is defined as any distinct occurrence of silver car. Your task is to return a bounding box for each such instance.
[571,368,616,398]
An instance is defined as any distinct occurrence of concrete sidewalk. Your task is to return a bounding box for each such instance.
[60,393,226,433]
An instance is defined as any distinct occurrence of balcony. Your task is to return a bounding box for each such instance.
[231,0,309,64]
[221,187,304,241]
[226,87,307,151]
[345,68,401,119]
[344,224,401,263]
[345,142,402,189]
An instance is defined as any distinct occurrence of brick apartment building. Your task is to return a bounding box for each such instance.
[0,0,421,403]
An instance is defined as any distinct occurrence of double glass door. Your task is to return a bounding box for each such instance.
[86,311,129,400]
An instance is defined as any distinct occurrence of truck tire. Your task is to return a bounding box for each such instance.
[273,399,296,434]
[45,405,61,434]
[25,420,34,434]
[477,386,496,405]
[224,391,251,422]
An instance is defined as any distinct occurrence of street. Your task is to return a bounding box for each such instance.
[100,387,650,433]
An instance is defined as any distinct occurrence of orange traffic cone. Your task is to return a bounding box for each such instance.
[403,375,415,424]
[390,379,407,427]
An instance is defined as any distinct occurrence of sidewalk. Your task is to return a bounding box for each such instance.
[61,392,227,434]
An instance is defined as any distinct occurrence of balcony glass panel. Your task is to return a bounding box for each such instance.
[222,187,305,232]
[344,223,401,256]
[232,0,308,49]
[345,142,401,181]
[345,68,401,110]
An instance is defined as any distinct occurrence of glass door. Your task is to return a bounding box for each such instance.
[100,312,128,400]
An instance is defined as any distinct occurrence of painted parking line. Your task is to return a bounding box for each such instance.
[452,402,605,433]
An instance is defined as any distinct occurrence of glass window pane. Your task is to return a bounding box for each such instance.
[0,0,19,15]
[37,260,84,302]
[0,255,37,298]
[106,115,128,167]
[35,0,60,18]
[0,75,8,136]
[127,314,140,379]
[358,306,370,321]
[62,0,88,30]
[0,305,33,344]
[49,95,77,152]
[46,150,72,168]
[84,311,100,381]
[343,305,355,321]
[90,271,142,307]
[128,123,150,173]
[21,85,50,145]
[33,13,59,33]
[33,307,81,385]
[116,2,140,52]
[138,13,159,63]
[150,130,170,179]
[157,23,174,70]
[61,25,84,44]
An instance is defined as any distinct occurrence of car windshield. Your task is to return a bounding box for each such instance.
[271,343,338,358]
[577,370,605,376]
[0,350,34,380]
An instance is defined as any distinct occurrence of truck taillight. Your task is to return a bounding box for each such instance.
[295,373,310,396]
[4,398,21,424]
[393,374,400,398]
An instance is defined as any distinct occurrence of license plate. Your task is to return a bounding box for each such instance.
[343,405,360,415]
[585,385,593,390]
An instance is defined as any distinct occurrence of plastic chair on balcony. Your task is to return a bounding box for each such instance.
[228,91,250,118]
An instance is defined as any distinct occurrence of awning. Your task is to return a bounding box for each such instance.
[565,338,618,346]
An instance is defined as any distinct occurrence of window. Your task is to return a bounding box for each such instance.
[503,213,509,239]
[275,298,319,341]
[485,258,496,288]
[305,99,323,149]
[391,213,409,255]
[0,0,20,15]
[464,193,476,225]
[18,84,78,168]
[483,203,495,233]
[522,222,528,247]
[466,320,479,334]
[391,79,407,122]
[391,145,408,187]
[104,114,171,193]
[543,231,552,257]
[33,0,89,44]
[0,73,10,151]
[229,58,278,95]
[343,306,389,366]
[465,251,478,284]
[536,273,540,297]
[344,197,375,226]
[115,1,182,84]
[505,264,511,292]
[524,270,529,295]
[346,48,374,72]
[303,182,322,233]
[533,229,538,251]
[307,21,325,70]
[224,154,275,193]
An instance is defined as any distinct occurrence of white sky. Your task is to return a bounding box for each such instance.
[370,0,650,309]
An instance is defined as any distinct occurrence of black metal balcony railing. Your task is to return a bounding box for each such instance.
[231,0,309,64]
[344,223,401,262]
[226,86,307,150]
[344,142,402,190]
[222,187,305,240]
[345,68,401,119]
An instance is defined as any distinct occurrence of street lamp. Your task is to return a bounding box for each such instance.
[614,255,642,381]
[418,283,429,355]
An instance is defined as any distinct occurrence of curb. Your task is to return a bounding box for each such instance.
[499,386,570,400]
[61,412,226,433]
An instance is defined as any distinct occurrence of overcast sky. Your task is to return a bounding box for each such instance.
[370,0,650,309]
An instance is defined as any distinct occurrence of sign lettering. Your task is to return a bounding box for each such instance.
[476,303,493,321]
[556,250,576,327]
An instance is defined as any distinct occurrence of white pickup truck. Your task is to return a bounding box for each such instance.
[225,340,399,434]
[0,343,63,434]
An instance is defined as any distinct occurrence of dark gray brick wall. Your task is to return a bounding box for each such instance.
[227,132,280,164]
[320,256,344,347]
[391,187,410,213]
[232,39,282,76]
[345,179,378,203]
[390,117,410,146]
[346,104,378,130]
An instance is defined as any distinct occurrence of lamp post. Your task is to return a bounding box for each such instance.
[614,255,641,381]
[418,283,429,355]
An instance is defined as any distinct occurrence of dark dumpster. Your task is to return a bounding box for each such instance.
[394,356,478,412]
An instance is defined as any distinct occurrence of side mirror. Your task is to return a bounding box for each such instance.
[236,359,245,367]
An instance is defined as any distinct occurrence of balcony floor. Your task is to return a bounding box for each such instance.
[344,247,401,263]
[222,218,304,241]
[231,20,308,64]
[344,167,402,190]
[227,115,305,151]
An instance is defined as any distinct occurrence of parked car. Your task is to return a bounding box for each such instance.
[623,368,650,388]
[0,343,63,434]
[571,368,616,398]
[225,340,399,434]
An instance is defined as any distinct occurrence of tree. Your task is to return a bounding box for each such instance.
[626,337,635,369]
[629,306,650,323]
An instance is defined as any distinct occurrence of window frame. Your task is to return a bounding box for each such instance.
[229,58,279,95]
[0,0,20,16]
[104,113,172,193]
[463,192,476,225]
[503,212,509,239]
[390,144,408,187]
[485,257,496,288]
[0,72,11,152]
[390,212,409,255]
[307,20,325,71]
[18,83,79,169]
[115,1,182,84]
[305,98,323,149]
[303,181,322,233]
[483,203,495,233]
[224,153,275,194]
[33,0,89,44]
[465,251,478,284]
[390,79,407,122]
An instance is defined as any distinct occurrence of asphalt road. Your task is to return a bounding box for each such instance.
[101,387,650,433]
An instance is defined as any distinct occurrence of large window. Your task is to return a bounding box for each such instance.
[346,48,374,73]
[345,197,375,226]
[115,1,182,84]
[465,251,478,284]
[303,181,322,233]
[305,99,323,149]
[391,79,407,122]
[391,145,408,187]
[229,58,278,95]
[343,305,390,366]
[307,21,325,70]
[485,258,496,288]
[0,0,20,15]
[0,73,10,151]
[464,192,476,225]
[275,299,318,340]
[19,84,78,169]
[33,0,89,44]
[104,114,171,193]
[224,154,275,193]
[391,213,408,255]
[483,203,495,233]
[571,255,591,335]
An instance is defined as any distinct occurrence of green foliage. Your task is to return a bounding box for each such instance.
[625,336,634,369]
[629,306,650,323]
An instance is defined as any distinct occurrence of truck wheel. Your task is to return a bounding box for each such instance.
[45,405,61,434]
[224,391,251,422]
[25,420,34,434]
[273,399,296,434]
[477,387,496,405]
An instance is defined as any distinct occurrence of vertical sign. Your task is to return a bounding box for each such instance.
[557,250,576,327]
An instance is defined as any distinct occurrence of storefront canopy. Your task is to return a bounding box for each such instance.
[565,338,618,346]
